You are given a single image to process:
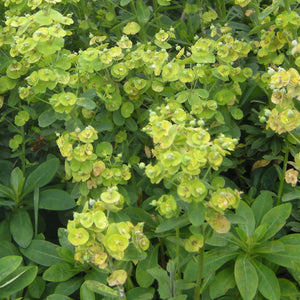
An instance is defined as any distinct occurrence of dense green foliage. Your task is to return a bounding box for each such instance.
[0,0,300,299]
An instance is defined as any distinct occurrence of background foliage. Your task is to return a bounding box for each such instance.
[0,0,300,299]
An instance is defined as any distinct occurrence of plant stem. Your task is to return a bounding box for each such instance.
[277,146,289,206]
[159,237,166,269]
[21,126,26,175]
[176,227,181,279]
[193,228,204,300]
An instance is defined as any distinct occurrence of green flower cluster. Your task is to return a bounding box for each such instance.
[209,187,241,212]
[144,102,238,184]
[1,6,73,96]
[266,67,300,134]
[151,194,179,219]
[68,194,149,268]
[253,11,299,66]
[57,125,131,186]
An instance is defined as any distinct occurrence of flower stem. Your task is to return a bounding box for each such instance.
[193,228,204,300]
[277,147,289,206]
[176,227,181,279]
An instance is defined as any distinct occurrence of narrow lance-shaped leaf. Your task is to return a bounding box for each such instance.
[20,240,65,266]
[136,245,159,288]
[0,266,38,299]
[147,266,172,299]
[0,256,22,283]
[43,263,80,282]
[84,280,119,298]
[23,158,59,196]
[10,209,33,248]
[80,281,95,300]
[10,167,25,201]
[209,267,235,299]
[156,215,189,233]
[260,203,292,241]
[236,201,255,237]
[252,259,280,300]
[0,184,15,200]
[234,254,258,300]
[38,189,75,211]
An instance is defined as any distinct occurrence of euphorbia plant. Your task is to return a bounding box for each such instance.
[0,0,300,299]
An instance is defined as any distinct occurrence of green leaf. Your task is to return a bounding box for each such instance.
[156,215,189,233]
[56,247,75,264]
[0,256,22,283]
[125,117,138,132]
[38,110,57,127]
[0,220,11,241]
[123,243,147,261]
[0,160,13,186]
[10,209,33,248]
[260,203,292,241]
[136,0,150,24]
[121,102,134,119]
[188,201,205,226]
[0,76,16,94]
[279,278,299,299]
[0,241,20,258]
[77,98,96,110]
[194,88,209,99]
[28,276,45,299]
[10,167,25,199]
[0,200,16,207]
[0,56,12,72]
[58,228,74,252]
[0,266,38,299]
[33,187,39,239]
[253,240,285,254]
[209,267,235,299]
[80,281,95,300]
[168,296,187,300]
[203,248,239,277]
[0,184,15,200]
[124,207,156,229]
[258,0,282,20]
[236,201,255,237]
[262,244,300,269]
[205,231,232,247]
[55,276,83,296]
[20,240,65,266]
[43,263,80,282]
[113,110,125,126]
[252,259,280,300]
[126,287,155,300]
[120,0,132,6]
[231,108,243,120]
[253,224,268,242]
[39,189,75,211]
[85,280,119,298]
[96,142,113,157]
[249,21,275,35]
[282,190,300,202]
[280,234,300,245]
[147,266,171,299]
[46,294,72,300]
[23,158,59,196]
[234,254,258,300]
[252,191,273,225]
[136,245,159,287]
[81,89,97,99]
